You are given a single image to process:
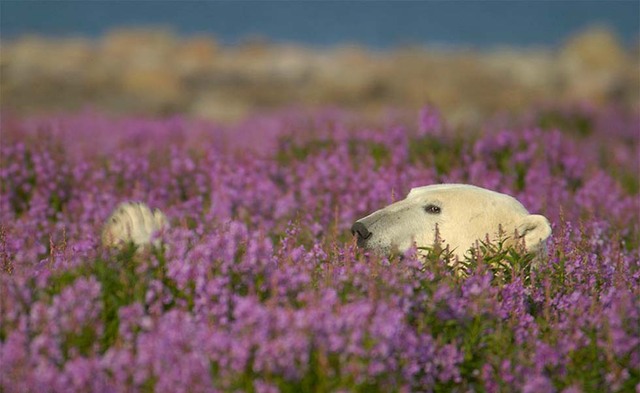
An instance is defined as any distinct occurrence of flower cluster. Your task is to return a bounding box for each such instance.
[1,105,638,392]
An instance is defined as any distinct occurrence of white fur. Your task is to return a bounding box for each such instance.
[353,184,551,258]
[101,202,168,249]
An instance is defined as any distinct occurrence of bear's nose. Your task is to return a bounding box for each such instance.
[351,222,372,240]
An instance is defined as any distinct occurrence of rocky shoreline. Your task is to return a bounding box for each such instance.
[1,26,637,123]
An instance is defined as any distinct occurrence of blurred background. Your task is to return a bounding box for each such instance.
[1,1,638,124]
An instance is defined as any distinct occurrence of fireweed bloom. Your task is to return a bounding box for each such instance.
[1,105,638,392]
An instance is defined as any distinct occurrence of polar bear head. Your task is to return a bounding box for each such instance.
[351,184,551,259]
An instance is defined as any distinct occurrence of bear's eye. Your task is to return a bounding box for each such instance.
[424,204,441,214]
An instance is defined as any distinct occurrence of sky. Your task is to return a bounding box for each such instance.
[1,1,638,48]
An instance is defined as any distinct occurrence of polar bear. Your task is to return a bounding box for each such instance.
[101,202,168,249]
[351,184,551,259]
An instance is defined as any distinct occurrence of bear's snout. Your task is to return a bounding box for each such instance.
[351,221,372,241]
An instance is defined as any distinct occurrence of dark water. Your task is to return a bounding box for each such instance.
[1,1,638,48]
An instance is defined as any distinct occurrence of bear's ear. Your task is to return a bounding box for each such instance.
[517,214,552,251]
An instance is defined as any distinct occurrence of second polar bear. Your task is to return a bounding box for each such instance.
[101,202,168,249]
[351,184,551,258]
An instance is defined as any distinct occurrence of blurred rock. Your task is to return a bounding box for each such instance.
[121,67,185,111]
[175,36,218,77]
[101,28,177,69]
[190,92,249,122]
[561,26,627,71]
[560,26,632,103]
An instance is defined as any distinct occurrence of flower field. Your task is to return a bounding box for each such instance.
[1,106,638,392]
